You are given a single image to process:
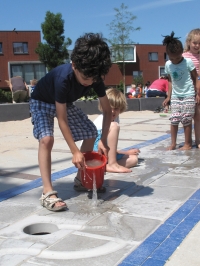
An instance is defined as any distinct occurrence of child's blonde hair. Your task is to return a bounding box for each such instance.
[184,28,200,52]
[98,87,127,113]
[30,79,38,86]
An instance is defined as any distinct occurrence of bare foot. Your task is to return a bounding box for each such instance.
[106,163,132,173]
[179,145,192,150]
[167,145,176,150]
[196,144,200,149]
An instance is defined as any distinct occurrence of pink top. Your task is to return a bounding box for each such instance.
[182,51,199,75]
[149,79,168,93]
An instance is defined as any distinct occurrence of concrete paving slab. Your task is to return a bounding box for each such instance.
[0,111,200,265]
[117,197,182,220]
[134,185,195,201]
[153,174,200,188]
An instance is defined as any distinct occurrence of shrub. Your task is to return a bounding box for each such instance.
[0,89,12,103]
[133,76,144,86]
[116,80,124,93]
[79,88,98,101]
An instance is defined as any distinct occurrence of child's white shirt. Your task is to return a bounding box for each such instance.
[93,114,119,130]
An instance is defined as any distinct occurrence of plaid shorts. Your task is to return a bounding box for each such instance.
[30,99,98,141]
[170,96,195,126]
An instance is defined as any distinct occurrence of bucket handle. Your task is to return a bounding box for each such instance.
[82,168,93,181]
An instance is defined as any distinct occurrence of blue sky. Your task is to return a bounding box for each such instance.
[0,0,199,49]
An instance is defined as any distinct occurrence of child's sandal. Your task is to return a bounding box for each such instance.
[40,191,67,212]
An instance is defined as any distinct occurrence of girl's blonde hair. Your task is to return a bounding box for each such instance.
[184,28,200,52]
[98,87,127,113]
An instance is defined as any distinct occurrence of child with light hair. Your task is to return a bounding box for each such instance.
[30,79,38,95]
[74,88,139,192]
[94,88,139,173]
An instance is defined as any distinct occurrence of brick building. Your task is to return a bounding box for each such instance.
[104,44,168,89]
[0,31,167,91]
[0,30,46,89]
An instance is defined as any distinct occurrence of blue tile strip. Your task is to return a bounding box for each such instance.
[119,192,200,266]
[0,166,77,202]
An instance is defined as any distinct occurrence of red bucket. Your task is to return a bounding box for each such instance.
[81,151,107,189]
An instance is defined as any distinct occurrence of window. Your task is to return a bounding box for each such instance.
[164,53,169,61]
[149,52,158,61]
[159,66,166,77]
[111,45,136,63]
[0,43,2,53]
[13,42,28,54]
[133,71,143,77]
[10,63,46,84]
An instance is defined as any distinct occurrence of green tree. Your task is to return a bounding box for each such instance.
[35,11,72,71]
[107,3,140,94]
[133,76,144,87]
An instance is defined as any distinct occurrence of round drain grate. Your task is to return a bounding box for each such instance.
[23,223,59,236]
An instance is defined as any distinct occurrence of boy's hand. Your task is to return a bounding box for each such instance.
[72,151,85,169]
[98,139,110,158]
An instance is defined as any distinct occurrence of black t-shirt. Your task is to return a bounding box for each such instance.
[31,64,106,104]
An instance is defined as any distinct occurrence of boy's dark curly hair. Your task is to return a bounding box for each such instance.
[71,33,112,81]
[162,31,183,54]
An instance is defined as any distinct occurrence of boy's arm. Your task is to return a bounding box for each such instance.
[55,101,85,169]
[98,95,112,157]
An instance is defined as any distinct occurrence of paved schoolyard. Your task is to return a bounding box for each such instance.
[0,111,200,266]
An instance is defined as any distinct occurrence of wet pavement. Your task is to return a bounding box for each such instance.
[0,111,199,266]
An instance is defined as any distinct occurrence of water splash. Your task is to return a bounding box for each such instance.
[90,172,97,208]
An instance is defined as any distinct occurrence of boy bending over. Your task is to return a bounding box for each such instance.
[30,33,112,211]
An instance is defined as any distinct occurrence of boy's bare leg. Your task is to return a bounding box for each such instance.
[106,122,132,173]
[194,105,200,148]
[39,136,66,207]
[179,124,192,150]
[167,124,178,150]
